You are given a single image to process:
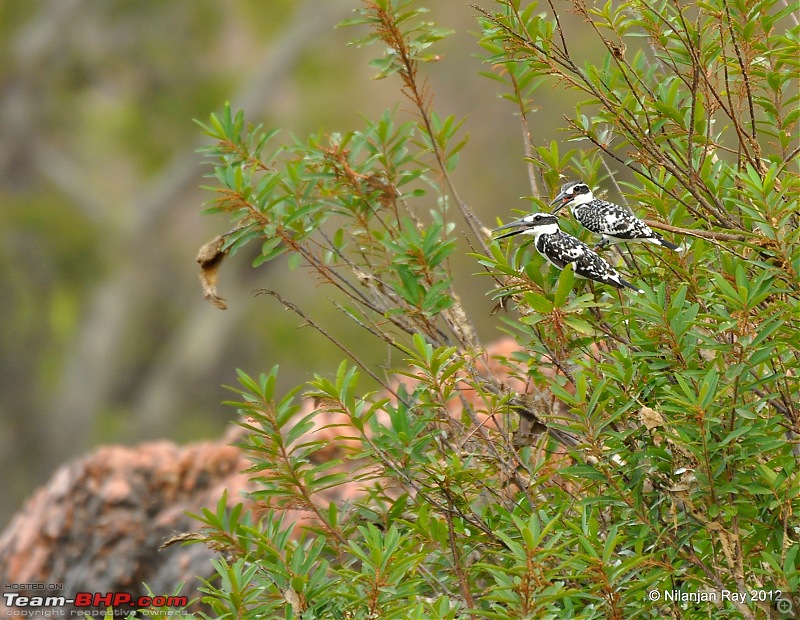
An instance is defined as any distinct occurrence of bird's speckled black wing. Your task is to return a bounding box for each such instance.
[572,199,681,250]
[536,231,642,292]
[574,200,657,240]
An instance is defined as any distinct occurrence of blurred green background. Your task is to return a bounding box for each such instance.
[0,0,582,528]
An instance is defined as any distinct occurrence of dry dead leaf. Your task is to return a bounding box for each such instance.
[639,406,666,430]
[196,235,228,310]
[284,588,302,613]
[159,532,206,550]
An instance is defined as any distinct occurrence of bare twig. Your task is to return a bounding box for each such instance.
[256,289,403,403]
[506,70,542,198]
[643,220,748,243]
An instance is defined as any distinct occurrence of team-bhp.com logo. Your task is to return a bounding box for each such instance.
[4,591,188,610]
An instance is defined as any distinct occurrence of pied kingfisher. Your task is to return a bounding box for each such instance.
[550,181,681,251]
[493,212,644,294]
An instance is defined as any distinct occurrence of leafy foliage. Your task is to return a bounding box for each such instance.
[186,0,799,618]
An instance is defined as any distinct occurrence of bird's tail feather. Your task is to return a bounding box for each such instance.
[658,236,682,251]
[618,277,645,294]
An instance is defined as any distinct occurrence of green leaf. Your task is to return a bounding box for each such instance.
[553,261,576,307]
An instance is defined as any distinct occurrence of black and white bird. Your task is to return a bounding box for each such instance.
[550,181,681,251]
[493,212,644,294]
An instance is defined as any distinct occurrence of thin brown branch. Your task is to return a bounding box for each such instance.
[368,1,486,348]
[444,509,477,615]
[256,289,402,402]
[643,220,747,243]
[508,70,541,198]
[721,0,758,142]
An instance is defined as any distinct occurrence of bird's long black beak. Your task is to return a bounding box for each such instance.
[492,217,530,240]
[549,189,568,214]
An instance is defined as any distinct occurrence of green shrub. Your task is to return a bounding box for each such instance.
[186,1,799,618]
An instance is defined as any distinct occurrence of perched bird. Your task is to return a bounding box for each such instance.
[550,181,681,250]
[493,212,644,294]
